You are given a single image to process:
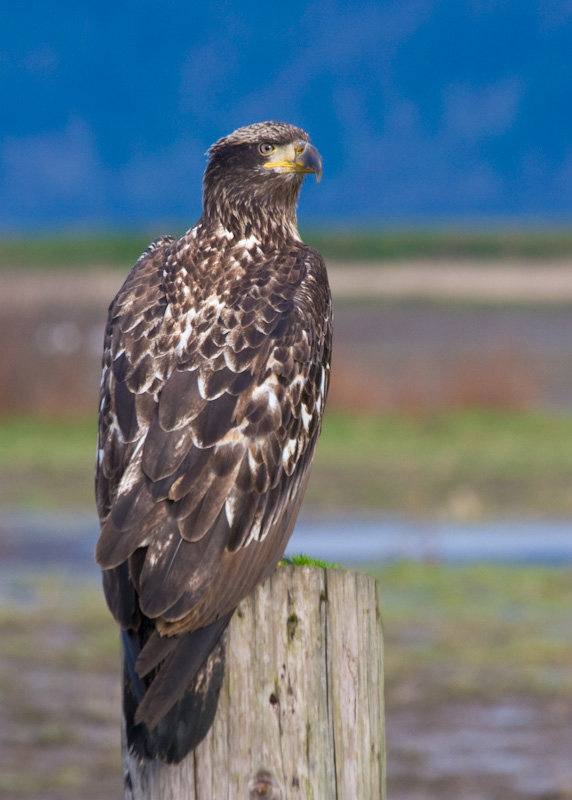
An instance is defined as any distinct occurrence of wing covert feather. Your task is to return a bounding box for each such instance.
[96,232,332,634]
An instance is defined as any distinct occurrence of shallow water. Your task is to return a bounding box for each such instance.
[1,510,571,579]
[1,510,571,799]
[291,514,572,564]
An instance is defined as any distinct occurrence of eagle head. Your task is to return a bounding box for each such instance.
[202,121,322,237]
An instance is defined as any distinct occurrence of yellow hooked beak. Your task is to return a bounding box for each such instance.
[264,140,323,182]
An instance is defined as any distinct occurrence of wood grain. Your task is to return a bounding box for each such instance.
[123,566,385,799]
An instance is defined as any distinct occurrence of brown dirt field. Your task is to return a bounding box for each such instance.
[4,263,572,417]
[5,260,572,307]
[328,259,572,302]
[1,569,571,800]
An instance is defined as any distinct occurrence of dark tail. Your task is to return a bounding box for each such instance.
[122,613,231,764]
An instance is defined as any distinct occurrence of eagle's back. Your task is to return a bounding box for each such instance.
[95,225,331,759]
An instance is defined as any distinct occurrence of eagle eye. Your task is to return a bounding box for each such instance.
[258,143,276,156]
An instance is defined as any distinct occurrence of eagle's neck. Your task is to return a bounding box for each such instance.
[200,175,303,245]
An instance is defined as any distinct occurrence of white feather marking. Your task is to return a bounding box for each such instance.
[316,367,327,413]
[222,349,241,373]
[268,391,279,411]
[105,411,120,436]
[247,447,258,475]
[175,273,189,289]
[251,379,279,406]
[225,494,239,528]
[217,427,249,445]
[117,438,145,494]
[138,369,164,395]
[146,532,176,567]
[290,374,304,390]
[252,514,264,542]
[175,308,198,356]
[243,510,264,547]
[198,370,208,399]
[236,234,261,249]
[283,438,298,468]
[301,403,312,433]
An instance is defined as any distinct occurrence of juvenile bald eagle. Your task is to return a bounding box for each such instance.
[95,121,331,763]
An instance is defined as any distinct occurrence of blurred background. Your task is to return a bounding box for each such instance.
[1,2,572,798]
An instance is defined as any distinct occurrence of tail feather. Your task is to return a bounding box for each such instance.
[135,629,181,679]
[121,629,146,703]
[123,613,232,764]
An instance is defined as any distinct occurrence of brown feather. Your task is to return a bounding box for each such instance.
[158,369,205,430]
[95,122,332,760]
[114,380,139,442]
[138,506,230,618]
[189,391,238,448]
[141,415,195,482]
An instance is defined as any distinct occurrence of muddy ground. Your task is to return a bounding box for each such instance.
[5,658,572,799]
[1,571,571,800]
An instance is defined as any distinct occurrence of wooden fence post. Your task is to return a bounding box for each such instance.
[122,566,385,799]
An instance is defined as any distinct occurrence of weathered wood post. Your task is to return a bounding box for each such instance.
[123,566,385,799]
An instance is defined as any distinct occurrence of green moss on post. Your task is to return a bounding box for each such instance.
[281,553,340,569]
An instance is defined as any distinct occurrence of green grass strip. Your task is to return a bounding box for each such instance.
[4,228,572,270]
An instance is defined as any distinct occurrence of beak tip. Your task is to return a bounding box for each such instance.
[297,142,323,184]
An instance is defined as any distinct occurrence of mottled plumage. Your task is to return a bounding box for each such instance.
[95,121,332,763]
